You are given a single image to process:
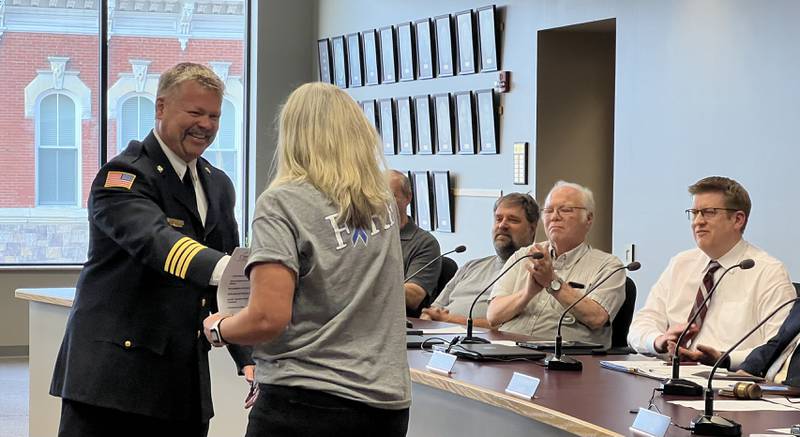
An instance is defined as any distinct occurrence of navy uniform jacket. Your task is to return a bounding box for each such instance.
[740,302,800,387]
[50,132,253,422]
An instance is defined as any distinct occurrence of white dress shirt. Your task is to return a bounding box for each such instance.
[627,239,796,368]
[154,130,229,286]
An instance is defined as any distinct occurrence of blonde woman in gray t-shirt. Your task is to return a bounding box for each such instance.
[203,82,411,436]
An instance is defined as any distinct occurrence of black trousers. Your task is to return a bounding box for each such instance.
[58,399,209,437]
[245,384,409,437]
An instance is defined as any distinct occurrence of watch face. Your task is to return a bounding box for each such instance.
[550,279,562,291]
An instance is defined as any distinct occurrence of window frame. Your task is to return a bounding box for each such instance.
[34,91,82,208]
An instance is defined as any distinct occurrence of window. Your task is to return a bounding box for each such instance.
[37,93,79,206]
[118,95,154,152]
[203,100,239,191]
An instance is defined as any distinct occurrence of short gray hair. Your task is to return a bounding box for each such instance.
[494,193,540,224]
[157,62,224,99]
[388,169,412,198]
[546,180,595,213]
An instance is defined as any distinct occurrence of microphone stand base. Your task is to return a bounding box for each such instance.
[454,336,491,344]
[690,414,741,436]
[543,353,583,371]
[662,378,704,396]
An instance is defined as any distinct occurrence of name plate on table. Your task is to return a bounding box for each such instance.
[426,351,457,375]
[630,407,670,437]
[504,372,540,400]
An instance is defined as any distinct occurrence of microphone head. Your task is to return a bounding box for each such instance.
[739,259,755,270]
[455,245,467,253]
[627,261,642,271]
[531,252,545,260]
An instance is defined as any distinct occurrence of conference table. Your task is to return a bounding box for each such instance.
[16,288,800,437]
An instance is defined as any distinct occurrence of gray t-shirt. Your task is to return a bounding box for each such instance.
[246,182,411,410]
[400,217,441,296]
[432,255,505,318]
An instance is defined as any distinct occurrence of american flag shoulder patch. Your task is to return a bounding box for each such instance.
[104,171,136,190]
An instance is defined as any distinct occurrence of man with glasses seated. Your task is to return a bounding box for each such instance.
[487,181,626,349]
[628,176,795,370]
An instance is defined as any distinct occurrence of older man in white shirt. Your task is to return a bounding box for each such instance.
[627,176,795,369]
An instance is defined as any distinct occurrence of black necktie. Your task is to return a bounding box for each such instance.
[182,168,196,201]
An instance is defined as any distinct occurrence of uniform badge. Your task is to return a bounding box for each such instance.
[166,217,185,228]
[156,165,164,173]
[204,166,211,174]
[104,171,136,190]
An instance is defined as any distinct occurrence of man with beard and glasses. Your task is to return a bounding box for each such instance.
[50,63,253,437]
[487,181,626,349]
[420,193,539,327]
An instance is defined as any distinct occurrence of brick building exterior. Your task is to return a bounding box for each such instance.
[0,0,245,263]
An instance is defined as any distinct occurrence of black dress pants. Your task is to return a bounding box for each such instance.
[58,399,209,437]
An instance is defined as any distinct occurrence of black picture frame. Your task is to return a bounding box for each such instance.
[477,5,499,72]
[378,98,396,155]
[317,39,333,84]
[361,100,378,133]
[476,89,497,154]
[433,93,454,154]
[414,95,434,155]
[331,36,348,88]
[396,97,415,155]
[379,25,397,84]
[347,33,363,87]
[433,171,454,232]
[434,14,454,77]
[415,18,435,80]
[454,91,475,154]
[362,29,381,86]
[455,10,476,75]
[397,22,415,82]
[412,171,433,231]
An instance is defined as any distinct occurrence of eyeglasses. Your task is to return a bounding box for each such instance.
[685,207,738,221]
[541,205,587,217]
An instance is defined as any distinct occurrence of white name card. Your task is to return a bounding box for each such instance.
[630,407,671,437]
[504,372,541,400]
[426,350,457,376]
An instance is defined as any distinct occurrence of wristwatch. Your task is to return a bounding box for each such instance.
[546,277,563,294]
[209,317,229,346]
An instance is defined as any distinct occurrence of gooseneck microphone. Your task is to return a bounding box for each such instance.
[543,261,641,371]
[690,296,800,437]
[661,259,755,396]
[455,252,545,344]
[404,245,466,283]
[405,245,466,329]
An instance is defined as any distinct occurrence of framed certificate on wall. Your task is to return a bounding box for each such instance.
[331,35,348,88]
[454,91,475,154]
[415,18,435,80]
[361,100,378,133]
[362,29,381,86]
[317,39,333,84]
[414,95,433,155]
[378,98,396,155]
[396,97,415,155]
[455,10,476,75]
[379,25,397,84]
[412,171,433,231]
[477,5,499,72]
[347,32,363,87]
[397,22,415,82]
[434,93,454,154]
[433,171,453,232]
[476,89,497,154]
[434,14,454,77]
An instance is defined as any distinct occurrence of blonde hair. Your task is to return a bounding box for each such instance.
[270,82,391,229]
[157,62,224,99]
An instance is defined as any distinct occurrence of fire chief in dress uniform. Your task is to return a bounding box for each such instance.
[50,63,253,437]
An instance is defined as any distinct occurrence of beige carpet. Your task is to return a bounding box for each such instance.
[0,357,28,437]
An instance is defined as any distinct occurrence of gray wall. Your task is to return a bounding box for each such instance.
[313,0,800,307]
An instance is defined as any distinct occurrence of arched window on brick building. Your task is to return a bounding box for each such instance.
[37,93,79,206]
[118,95,155,152]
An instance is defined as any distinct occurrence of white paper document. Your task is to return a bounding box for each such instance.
[217,247,251,314]
[669,399,798,412]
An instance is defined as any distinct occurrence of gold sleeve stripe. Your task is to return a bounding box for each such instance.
[177,245,206,279]
[170,242,201,276]
[165,237,197,274]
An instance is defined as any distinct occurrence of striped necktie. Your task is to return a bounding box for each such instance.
[688,260,722,334]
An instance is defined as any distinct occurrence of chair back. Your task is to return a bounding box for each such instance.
[611,277,637,348]
[432,256,459,303]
